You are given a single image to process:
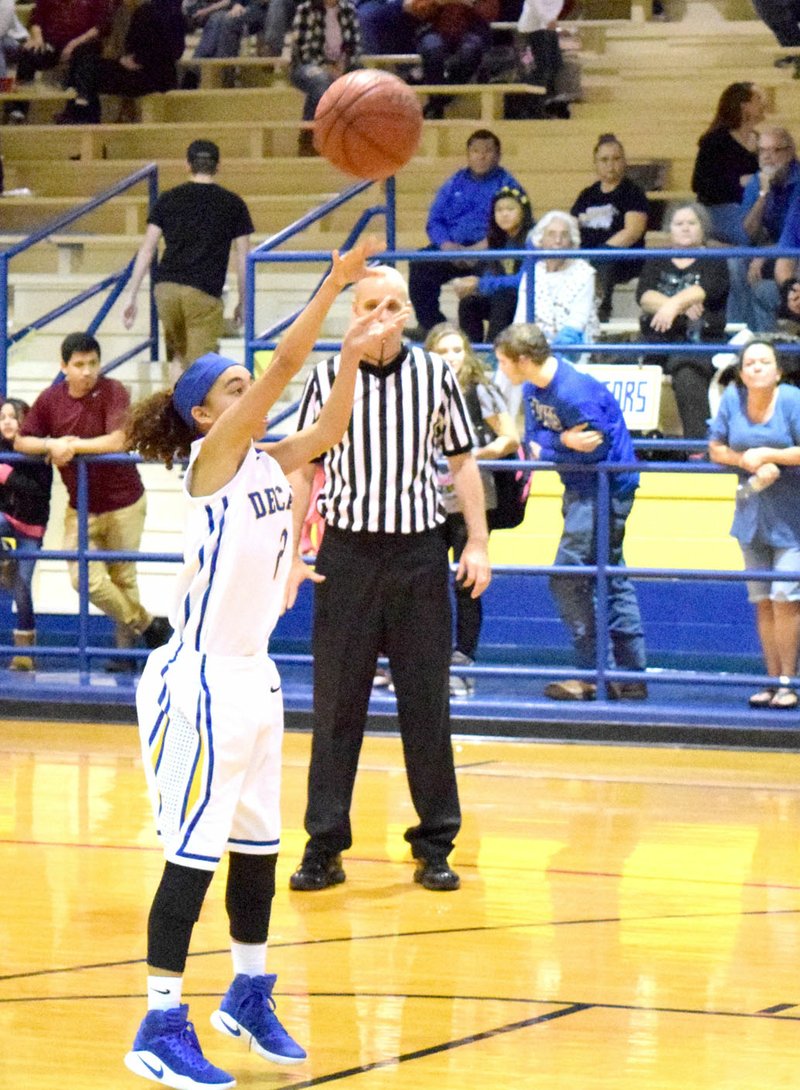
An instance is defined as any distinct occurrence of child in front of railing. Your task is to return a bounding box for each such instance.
[0,398,52,670]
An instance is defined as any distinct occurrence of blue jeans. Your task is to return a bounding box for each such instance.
[0,513,42,631]
[703,202,750,246]
[726,257,780,332]
[290,63,335,120]
[549,490,646,671]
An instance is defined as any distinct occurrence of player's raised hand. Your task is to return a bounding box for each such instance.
[343,296,411,359]
[330,236,385,289]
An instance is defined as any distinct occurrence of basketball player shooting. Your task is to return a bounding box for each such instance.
[123,237,408,1090]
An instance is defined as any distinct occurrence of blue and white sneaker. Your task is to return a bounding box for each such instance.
[124,1004,235,1089]
[211,974,307,1065]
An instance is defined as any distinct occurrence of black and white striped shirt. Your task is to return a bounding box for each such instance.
[296,345,475,533]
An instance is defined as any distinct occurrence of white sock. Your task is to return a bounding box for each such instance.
[231,940,267,978]
[147,975,183,1011]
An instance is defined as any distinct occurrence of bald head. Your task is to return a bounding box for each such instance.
[351,265,409,363]
[353,265,409,310]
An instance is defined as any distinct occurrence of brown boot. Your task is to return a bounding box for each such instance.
[298,127,318,157]
[9,628,34,671]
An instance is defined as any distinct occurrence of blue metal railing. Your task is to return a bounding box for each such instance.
[5,449,796,706]
[0,163,160,390]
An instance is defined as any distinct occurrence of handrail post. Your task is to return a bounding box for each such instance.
[147,164,159,362]
[385,176,396,252]
[76,459,91,676]
[0,252,7,394]
[595,465,611,696]
[245,247,256,374]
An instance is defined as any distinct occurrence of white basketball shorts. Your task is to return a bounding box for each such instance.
[136,643,283,871]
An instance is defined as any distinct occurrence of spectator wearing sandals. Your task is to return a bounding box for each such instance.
[15,332,172,655]
[123,140,254,373]
[403,0,498,120]
[289,0,361,156]
[407,130,522,340]
[691,81,767,247]
[56,0,185,123]
[570,133,650,323]
[709,338,800,711]
[453,185,534,347]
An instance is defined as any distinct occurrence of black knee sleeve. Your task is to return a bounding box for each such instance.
[147,861,214,973]
[226,852,277,945]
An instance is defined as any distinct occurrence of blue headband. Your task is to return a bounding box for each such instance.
[173,353,236,428]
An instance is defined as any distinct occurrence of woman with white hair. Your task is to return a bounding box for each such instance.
[513,210,600,347]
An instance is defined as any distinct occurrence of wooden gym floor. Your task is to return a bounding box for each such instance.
[2,721,800,1089]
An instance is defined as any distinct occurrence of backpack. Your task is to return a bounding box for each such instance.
[464,385,533,531]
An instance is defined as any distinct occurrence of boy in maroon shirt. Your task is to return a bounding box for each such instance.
[16,332,170,654]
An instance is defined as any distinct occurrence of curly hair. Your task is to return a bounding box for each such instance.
[127,389,196,471]
[424,323,489,391]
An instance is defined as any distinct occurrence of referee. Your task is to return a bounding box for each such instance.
[284,264,491,892]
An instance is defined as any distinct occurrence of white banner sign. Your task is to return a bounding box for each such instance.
[576,363,663,431]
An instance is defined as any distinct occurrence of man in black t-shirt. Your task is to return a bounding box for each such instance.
[123,140,254,371]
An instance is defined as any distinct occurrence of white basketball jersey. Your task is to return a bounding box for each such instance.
[170,440,293,656]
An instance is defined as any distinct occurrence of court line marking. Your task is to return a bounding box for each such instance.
[2,907,799,983]
[3,990,800,1028]
[4,837,800,894]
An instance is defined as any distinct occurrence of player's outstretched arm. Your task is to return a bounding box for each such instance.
[196,239,384,480]
[271,296,410,477]
[247,236,384,432]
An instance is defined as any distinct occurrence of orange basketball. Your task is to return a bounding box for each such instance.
[313,70,423,181]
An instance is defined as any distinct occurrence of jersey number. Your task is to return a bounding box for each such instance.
[273,529,288,580]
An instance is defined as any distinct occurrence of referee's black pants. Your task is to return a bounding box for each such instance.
[303,526,462,862]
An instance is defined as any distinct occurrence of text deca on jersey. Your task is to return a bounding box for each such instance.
[247,486,293,517]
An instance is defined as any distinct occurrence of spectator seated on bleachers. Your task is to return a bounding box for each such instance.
[454,184,533,346]
[637,201,730,443]
[727,126,800,335]
[0,0,28,81]
[6,0,115,123]
[406,129,522,340]
[354,0,417,55]
[402,0,498,119]
[56,0,185,123]
[570,133,650,324]
[289,0,360,155]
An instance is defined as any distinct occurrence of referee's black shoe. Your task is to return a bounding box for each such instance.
[289,853,346,891]
[414,857,460,891]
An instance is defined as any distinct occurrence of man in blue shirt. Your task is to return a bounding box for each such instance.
[729,127,800,332]
[494,322,647,701]
[407,130,523,339]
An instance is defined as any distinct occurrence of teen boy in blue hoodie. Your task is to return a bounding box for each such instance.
[494,322,647,702]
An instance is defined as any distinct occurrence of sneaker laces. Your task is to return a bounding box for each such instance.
[241,975,277,1016]
[160,1009,208,1064]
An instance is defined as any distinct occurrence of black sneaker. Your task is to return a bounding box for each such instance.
[289,853,346,891]
[413,857,460,891]
[143,615,173,649]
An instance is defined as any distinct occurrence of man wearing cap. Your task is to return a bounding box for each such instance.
[123,140,254,372]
